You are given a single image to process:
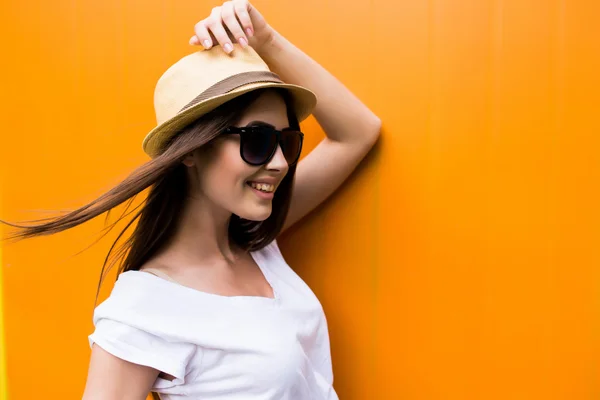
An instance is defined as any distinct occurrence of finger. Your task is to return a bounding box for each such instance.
[192,20,213,48]
[205,6,235,54]
[233,0,253,38]
[222,1,248,48]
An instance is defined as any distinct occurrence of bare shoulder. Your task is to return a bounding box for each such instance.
[138,260,176,281]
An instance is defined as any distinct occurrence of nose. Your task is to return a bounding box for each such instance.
[265,143,289,170]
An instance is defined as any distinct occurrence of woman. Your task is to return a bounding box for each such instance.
[2,1,381,398]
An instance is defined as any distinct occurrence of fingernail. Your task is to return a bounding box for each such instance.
[224,43,233,53]
[202,39,211,48]
[246,27,253,37]
[189,36,199,45]
[238,37,248,48]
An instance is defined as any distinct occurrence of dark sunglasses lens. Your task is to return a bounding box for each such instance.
[281,130,302,164]
[242,127,278,165]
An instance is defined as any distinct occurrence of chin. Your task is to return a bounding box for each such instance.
[236,206,272,222]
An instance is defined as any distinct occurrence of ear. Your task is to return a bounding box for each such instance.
[182,152,195,167]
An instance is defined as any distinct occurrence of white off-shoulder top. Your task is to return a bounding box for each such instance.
[88,238,339,400]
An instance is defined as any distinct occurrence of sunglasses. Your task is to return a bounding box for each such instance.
[223,125,304,166]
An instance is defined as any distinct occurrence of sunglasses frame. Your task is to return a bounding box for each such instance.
[223,126,304,166]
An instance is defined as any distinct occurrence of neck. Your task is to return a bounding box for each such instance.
[156,193,240,269]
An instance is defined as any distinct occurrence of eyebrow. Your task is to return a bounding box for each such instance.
[245,120,276,128]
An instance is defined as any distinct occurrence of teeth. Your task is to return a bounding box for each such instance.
[249,182,274,192]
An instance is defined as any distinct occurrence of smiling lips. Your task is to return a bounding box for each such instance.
[247,181,275,193]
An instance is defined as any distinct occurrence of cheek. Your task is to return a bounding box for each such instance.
[202,141,253,195]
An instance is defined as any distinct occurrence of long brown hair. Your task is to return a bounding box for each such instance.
[0,87,300,399]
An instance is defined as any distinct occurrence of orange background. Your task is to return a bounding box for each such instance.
[1,0,599,399]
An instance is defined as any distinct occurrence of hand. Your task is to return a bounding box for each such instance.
[189,0,275,54]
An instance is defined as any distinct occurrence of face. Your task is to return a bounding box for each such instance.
[183,90,291,221]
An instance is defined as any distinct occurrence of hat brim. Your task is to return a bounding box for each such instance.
[142,82,317,158]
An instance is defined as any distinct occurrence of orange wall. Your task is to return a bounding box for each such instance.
[1,0,599,399]
[0,228,6,398]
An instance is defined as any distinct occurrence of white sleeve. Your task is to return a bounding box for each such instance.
[88,317,198,386]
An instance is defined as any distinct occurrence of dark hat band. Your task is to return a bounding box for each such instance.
[178,71,284,113]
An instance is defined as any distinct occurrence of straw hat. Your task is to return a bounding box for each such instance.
[141,43,318,158]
